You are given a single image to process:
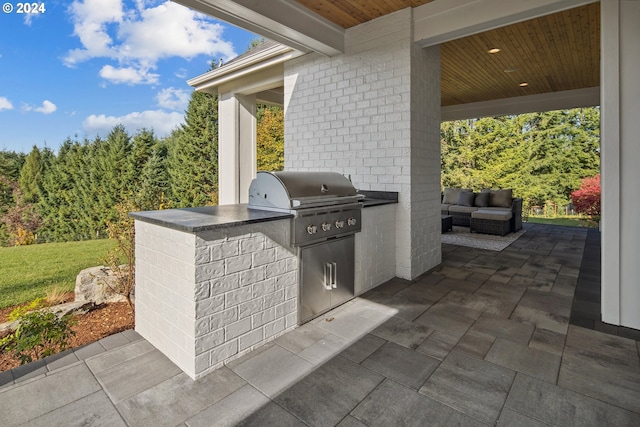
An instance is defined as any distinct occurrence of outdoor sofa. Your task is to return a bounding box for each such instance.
[441,188,522,235]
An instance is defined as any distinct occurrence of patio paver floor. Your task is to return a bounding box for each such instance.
[1,223,640,426]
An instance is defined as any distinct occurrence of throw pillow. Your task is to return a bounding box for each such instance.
[489,189,513,208]
[457,191,475,207]
[474,192,490,207]
[442,188,471,204]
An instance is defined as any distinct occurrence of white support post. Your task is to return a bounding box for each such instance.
[239,94,257,203]
[218,92,257,205]
[601,0,640,329]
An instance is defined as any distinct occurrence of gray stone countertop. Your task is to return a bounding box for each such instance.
[359,190,398,207]
[130,195,397,234]
[130,204,293,233]
[362,198,397,207]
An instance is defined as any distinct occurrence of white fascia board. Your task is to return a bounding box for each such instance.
[441,87,600,121]
[188,44,304,93]
[414,0,599,47]
[173,0,344,56]
[218,65,285,97]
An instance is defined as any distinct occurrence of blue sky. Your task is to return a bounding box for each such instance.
[0,0,256,153]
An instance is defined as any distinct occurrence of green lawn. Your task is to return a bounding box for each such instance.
[0,240,116,309]
[526,216,592,227]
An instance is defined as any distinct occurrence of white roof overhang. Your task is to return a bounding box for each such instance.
[173,0,344,56]
[188,43,303,100]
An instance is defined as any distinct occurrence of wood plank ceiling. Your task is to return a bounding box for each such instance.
[295,0,600,107]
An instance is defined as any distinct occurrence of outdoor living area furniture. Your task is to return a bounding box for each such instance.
[441,187,522,234]
[441,215,452,233]
[470,209,512,236]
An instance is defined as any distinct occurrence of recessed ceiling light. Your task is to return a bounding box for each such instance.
[504,68,519,73]
[488,48,501,54]
[519,82,529,87]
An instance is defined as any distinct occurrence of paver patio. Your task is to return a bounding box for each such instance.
[1,223,639,426]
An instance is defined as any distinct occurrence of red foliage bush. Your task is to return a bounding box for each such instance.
[571,174,600,216]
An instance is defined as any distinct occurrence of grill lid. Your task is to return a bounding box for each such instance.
[248,171,362,210]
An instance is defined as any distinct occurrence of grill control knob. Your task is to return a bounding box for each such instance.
[335,220,345,229]
[307,225,318,234]
[348,217,357,226]
[321,222,332,232]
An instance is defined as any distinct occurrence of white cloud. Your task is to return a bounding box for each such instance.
[64,0,237,85]
[83,109,183,136]
[0,97,13,111]
[156,87,190,110]
[99,64,159,84]
[24,100,57,114]
[64,0,124,66]
[117,2,236,62]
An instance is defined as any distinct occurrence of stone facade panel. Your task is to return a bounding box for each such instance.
[195,328,224,354]
[196,295,225,317]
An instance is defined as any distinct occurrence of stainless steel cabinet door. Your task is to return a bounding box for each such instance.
[299,236,355,323]
[329,236,355,308]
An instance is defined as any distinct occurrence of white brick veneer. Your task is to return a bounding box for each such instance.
[135,219,297,379]
[355,204,397,295]
[283,8,441,279]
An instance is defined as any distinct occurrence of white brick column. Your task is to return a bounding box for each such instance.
[355,205,397,294]
[218,93,257,205]
[284,9,441,280]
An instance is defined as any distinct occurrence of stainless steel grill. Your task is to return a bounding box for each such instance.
[248,171,363,323]
[248,171,363,246]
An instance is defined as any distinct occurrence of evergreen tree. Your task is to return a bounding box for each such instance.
[93,125,134,224]
[167,90,219,207]
[0,150,25,180]
[137,142,171,211]
[0,150,25,216]
[130,128,157,194]
[18,146,45,203]
[38,140,91,241]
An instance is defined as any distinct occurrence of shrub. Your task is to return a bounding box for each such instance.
[571,174,601,217]
[103,200,136,310]
[7,297,46,322]
[0,304,76,364]
[45,285,69,306]
[0,177,42,247]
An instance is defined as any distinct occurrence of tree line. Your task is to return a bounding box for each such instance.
[0,90,284,246]
[441,108,600,214]
[1,105,598,246]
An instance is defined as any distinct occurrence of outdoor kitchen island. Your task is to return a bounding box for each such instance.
[130,192,397,379]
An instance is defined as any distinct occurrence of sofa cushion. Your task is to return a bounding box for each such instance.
[489,189,513,208]
[457,191,475,207]
[448,205,479,214]
[474,192,490,207]
[441,204,451,214]
[482,207,511,213]
[442,188,471,205]
[471,209,512,221]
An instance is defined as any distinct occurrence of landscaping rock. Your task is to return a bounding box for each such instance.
[0,301,97,335]
[75,266,129,304]
[46,300,97,317]
[0,319,20,335]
